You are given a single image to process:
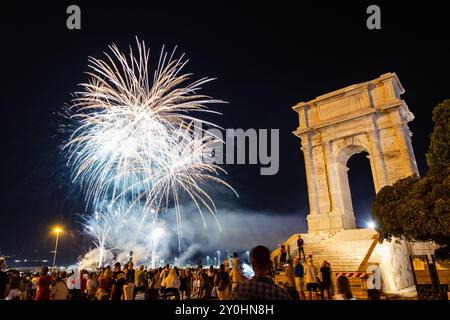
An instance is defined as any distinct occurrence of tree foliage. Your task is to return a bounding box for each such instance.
[372,100,450,258]
[426,99,450,168]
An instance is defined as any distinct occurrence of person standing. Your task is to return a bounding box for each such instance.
[165,268,179,288]
[19,275,30,300]
[284,260,297,299]
[148,268,162,299]
[279,245,287,270]
[231,253,241,270]
[6,270,21,300]
[214,264,230,300]
[223,256,230,273]
[366,264,381,300]
[207,266,215,289]
[51,273,69,300]
[80,270,88,300]
[304,258,319,300]
[66,270,81,300]
[231,246,290,300]
[123,262,135,300]
[185,268,192,298]
[85,272,98,299]
[159,264,170,294]
[297,235,306,261]
[179,269,188,300]
[134,265,146,299]
[97,267,112,300]
[0,258,9,300]
[110,262,126,301]
[35,267,52,300]
[194,267,203,298]
[335,276,356,300]
[230,264,242,291]
[320,261,332,300]
[294,258,306,300]
[30,273,39,300]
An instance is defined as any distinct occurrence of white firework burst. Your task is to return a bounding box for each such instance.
[64,38,237,256]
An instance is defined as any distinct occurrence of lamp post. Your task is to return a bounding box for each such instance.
[217,250,220,266]
[52,227,63,270]
[246,251,250,263]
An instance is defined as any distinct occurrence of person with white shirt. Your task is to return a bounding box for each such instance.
[51,273,69,300]
[304,258,319,300]
[66,270,81,299]
[366,264,381,300]
[85,272,98,299]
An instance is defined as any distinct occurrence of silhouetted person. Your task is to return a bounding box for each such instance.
[35,267,52,300]
[294,258,306,300]
[231,245,290,300]
[110,262,126,300]
[297,235,306,261]
[320,261,332,300]
[335,276,356,300]
[279,245,287,270]
[0,257,9,300]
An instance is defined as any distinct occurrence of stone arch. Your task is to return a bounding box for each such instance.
[293,73,419,234]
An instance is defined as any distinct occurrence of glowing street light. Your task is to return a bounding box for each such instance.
[246,250,250,263]
[51,226,63,270]
[367,221,376,229]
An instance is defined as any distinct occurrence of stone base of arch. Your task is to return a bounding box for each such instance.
[306,212,356,235]
[271,229,438,294]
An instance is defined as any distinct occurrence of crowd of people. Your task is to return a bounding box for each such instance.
[275,234,381,300]
[0,245,366,301]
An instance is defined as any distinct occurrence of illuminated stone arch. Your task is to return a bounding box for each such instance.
[293,73,419,234]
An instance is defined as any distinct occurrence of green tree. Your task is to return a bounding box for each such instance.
[426,99,450,167]
[372,100,450,258]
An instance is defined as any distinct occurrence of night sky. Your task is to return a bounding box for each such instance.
[1,2,449,265]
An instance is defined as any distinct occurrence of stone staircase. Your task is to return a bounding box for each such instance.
[272,229,379,299]
[272,228,379,271]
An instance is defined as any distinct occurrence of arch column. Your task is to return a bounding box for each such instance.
[300,133,319,215]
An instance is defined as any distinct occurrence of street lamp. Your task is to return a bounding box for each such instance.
[52,226,63,270]
[217,250,220,266]
[246,251,250,263]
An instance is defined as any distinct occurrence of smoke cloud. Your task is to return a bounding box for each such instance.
[77,204,306,269]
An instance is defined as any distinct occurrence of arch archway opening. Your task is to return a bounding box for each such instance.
[346,151,376,228]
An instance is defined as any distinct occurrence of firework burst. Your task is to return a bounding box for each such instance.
[63,38,237,260]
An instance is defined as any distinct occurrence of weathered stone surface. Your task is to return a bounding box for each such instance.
[293,72,418,234]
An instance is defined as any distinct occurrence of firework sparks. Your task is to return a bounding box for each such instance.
[80,200,135,267]
[64,38,237,259]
